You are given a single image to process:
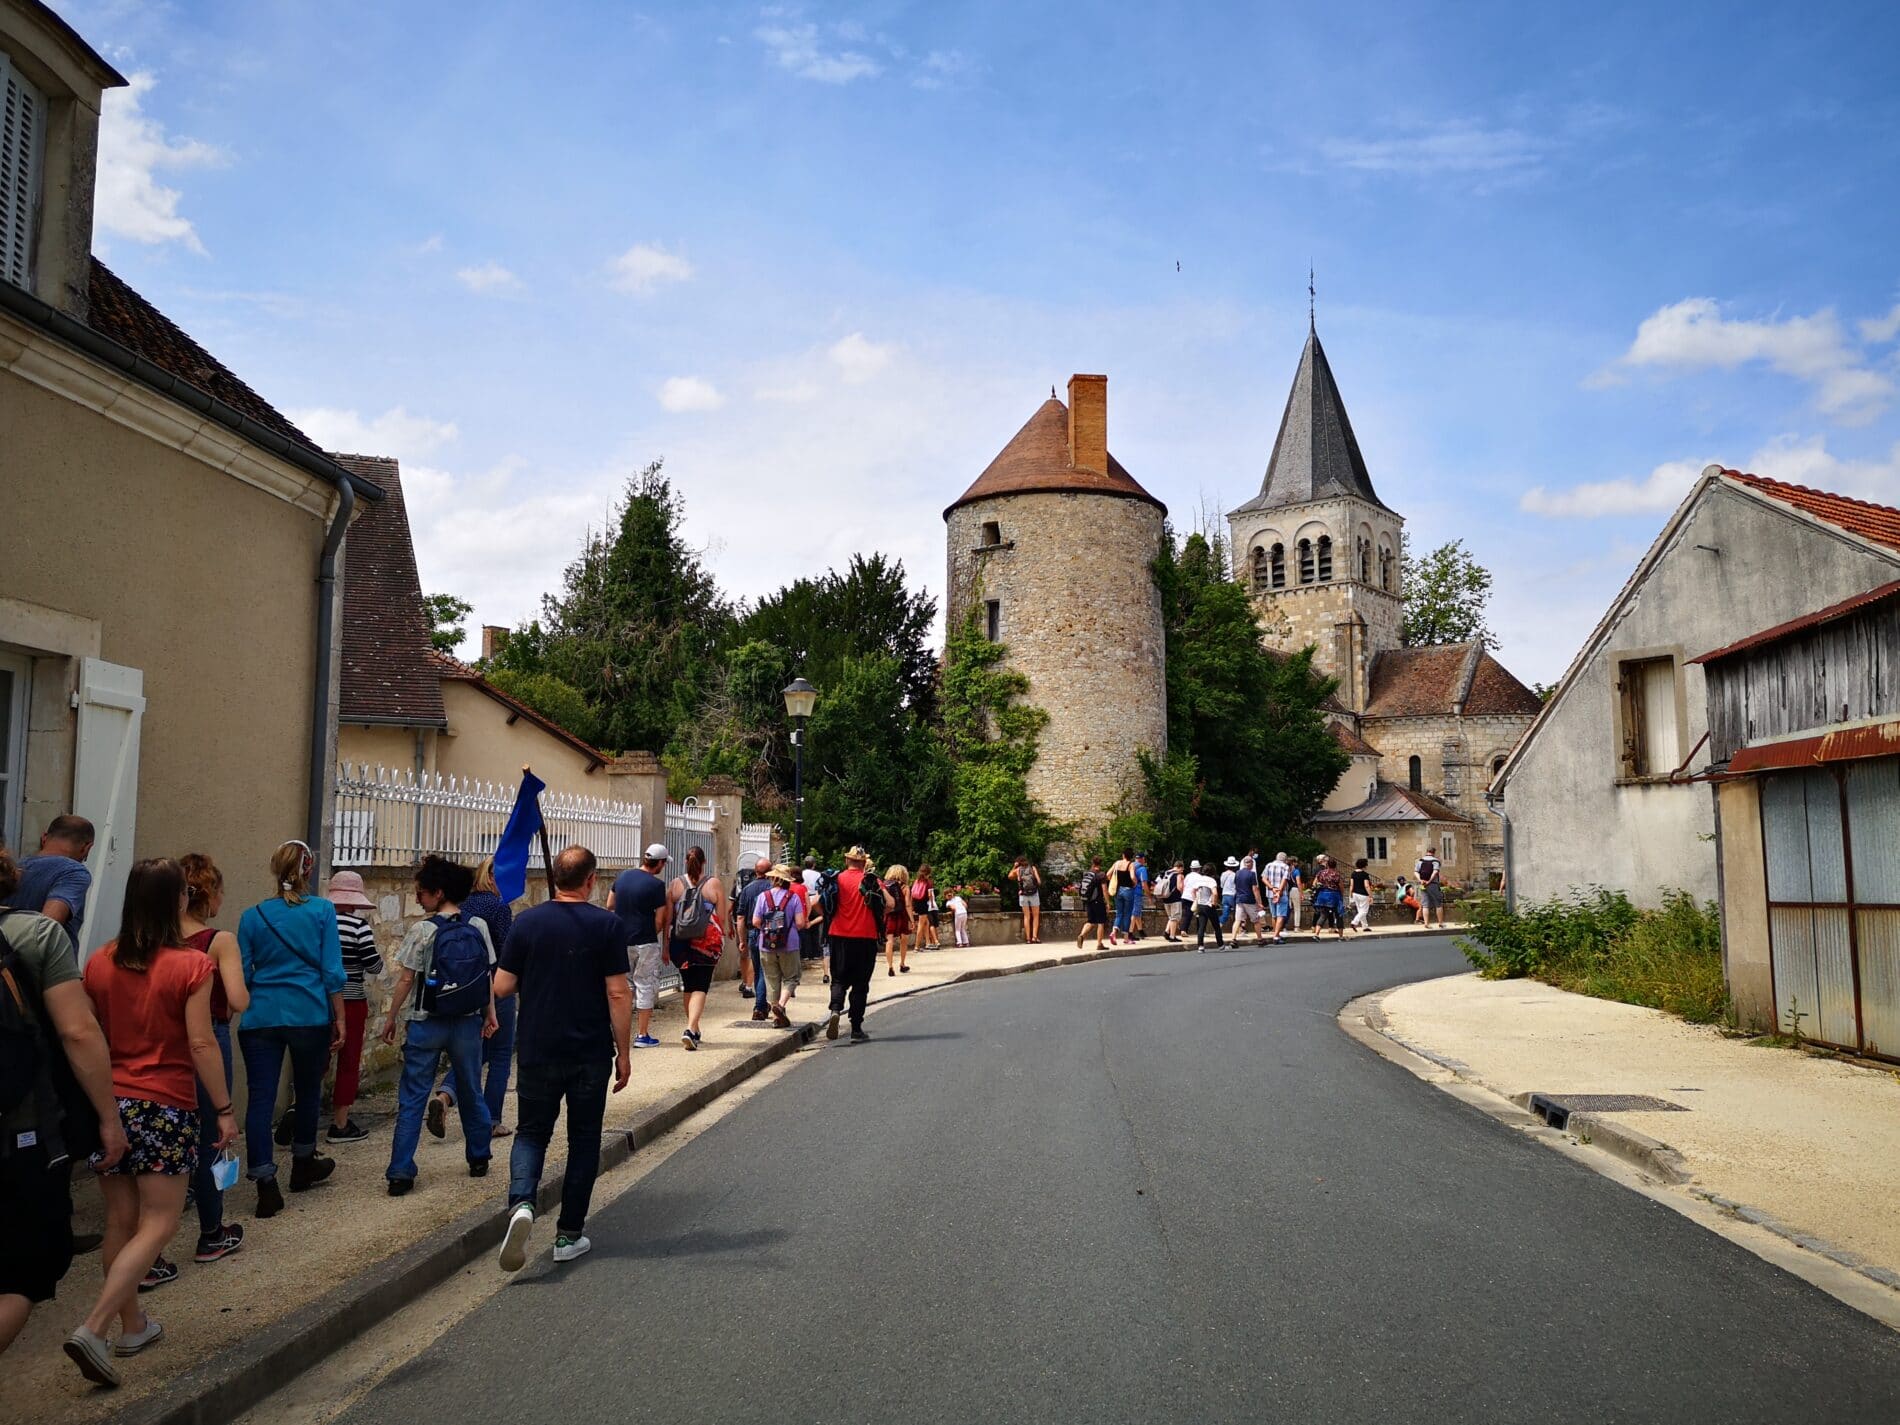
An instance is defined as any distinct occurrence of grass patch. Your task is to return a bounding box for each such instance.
[1457,887,1730,1025]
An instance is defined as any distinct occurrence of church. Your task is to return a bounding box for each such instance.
[1226,323,1541,888]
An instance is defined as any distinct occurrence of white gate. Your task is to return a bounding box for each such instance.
[664,799,715,873]
[73,659,145,961]
[740,822,775,870]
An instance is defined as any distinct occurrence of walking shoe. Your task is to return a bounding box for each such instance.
[738,981,753,998]
[552,1233,591,1263]
[634,1034,662,1048]
[681,1029,698,1050]
[327,1119,368,1144]
[850,1027,871,1042]
[193,1224,245,1263]
[826,1009,842,1041]
[426,1093,448,1139]
[499,1203,535,1272]
[750,1006,769,1021]
[887,967,895,977]
[387,1177,414,1197]
[114,1316,163,1356]
[468,1158,489,1178]
[138,1256,178,1292]
[273,1110,293,1147]
[289,1152,336,1193]
[900,965,910,974]
[771,1005,792,1028]
[255,1176,284,1219]
[64,1326,120,1387]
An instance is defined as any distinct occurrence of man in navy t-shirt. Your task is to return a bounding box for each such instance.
[606,844,672,1049]
[494,846,631,1272]
[2,815,94,949]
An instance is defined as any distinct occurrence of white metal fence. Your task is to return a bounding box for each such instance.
[663,799,716,873]
[334,764,644,870]
[740,821,776,870]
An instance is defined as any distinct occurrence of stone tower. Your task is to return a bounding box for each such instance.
[1226,324,1403,713]
[944,374,1168,841]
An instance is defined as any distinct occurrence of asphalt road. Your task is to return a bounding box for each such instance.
[337,935,1900,1423]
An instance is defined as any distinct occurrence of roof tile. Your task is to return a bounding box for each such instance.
[945,397,1164,517]
[1722,469,1900,554]
[334,456,448,727]
[1364,643,1542,718]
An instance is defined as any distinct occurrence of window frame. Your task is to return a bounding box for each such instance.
[1,52,49,291]
[984,599,1000,643]
[0,647,29,854]
[1611,646,1689,785]
[1365,835,1388,861]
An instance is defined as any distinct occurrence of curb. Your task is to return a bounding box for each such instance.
[107,1023,816,1425]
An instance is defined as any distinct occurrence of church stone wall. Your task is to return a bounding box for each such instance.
[947,490,1167,846]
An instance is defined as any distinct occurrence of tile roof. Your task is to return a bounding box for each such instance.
[86,259,326,458]
[1231,325,1392,516]
[1689,579,1900,665]
[1721,469,1900,554]
[1363,643,1543,719]
[945,397,1164,517]
[428,651,607,769]
[1330,720,1381,757]
[1310,781,1470,825]
[333,456,447,727]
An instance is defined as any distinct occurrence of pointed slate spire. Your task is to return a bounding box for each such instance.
[1233,326,1392,515]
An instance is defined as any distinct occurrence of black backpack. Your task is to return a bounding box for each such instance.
[860,872,887,934]
[0,933,45,1120]
[817,869,842,920]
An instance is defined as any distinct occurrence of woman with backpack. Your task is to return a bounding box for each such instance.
[1073,857,1110,951]
[64,859,235,1387]
[882,865,913,976]
[751,865,807,1029]
[236,841,345,1217]
[910,865,940,953]
[667,846,724,1051]
[1012,856,1043,944]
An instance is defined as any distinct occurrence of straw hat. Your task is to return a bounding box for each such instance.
[768,863,795,885]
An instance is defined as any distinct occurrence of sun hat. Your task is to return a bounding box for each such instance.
[768,863,795,885]
[324,870,374,912]
[1189,860,1202,871]
[643,842,671,862]
[844,845,870,864]
[1224,856,1240,868]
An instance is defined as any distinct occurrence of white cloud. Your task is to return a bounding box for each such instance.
[415,234,445,255]
[1595,297,1893,423]
[755,21,881,83]
[455,261,521,293]
[608,243,694,295]
[1521,435,1900,519]
[828,332,896,384]
[1861,302,1900,344]
[658,376,725,412]
[1316,120,1542,178]
[287,406,460,460]
[94,72,224,252]
[912,49,972,90]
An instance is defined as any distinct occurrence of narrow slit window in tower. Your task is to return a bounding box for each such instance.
[1317,536,1333,582]
[1359,539,1371,584]
[985,600,1000,642]
[1408,756,1422,792]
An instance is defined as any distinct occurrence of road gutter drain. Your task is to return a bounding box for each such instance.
[1528,1093,1688,1131]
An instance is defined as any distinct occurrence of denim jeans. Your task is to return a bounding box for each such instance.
[192,1020,233,1233]
[509,1058,610,1235]
[1113,887,1137,934]
[239,1022,330,1180]
[436,994,516,1123]
[751,938,768,1011]
[389,1014,491,1182]
[1220,894,1236,927]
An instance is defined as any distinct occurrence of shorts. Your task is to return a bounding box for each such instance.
[887,907,912,936]
[1269,895,1291,919]
[676,962,714,996]
[629,942,664,1010]
[1085,900,1108,926]
[0,1142,75,1303]
[1237,903,1265,926]
[1423,883,1445,910]
[96,1097,198,1177]
[1165,901,1184,927]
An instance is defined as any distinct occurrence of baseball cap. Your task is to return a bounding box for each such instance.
[643,843,671,861]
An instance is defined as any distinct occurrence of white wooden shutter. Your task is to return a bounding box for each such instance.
[0,54,46,289]
[74,660,145,962]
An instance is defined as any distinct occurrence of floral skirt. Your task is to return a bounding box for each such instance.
[96,1097,199,1177]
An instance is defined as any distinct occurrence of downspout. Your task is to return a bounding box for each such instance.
[1486,786,1513,912]
[306,479,355,855]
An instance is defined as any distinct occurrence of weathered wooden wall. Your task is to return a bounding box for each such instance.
[1706,600,1898,762]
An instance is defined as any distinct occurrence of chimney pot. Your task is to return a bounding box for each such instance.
[1067,374,1108,475]
[480,624,507,662]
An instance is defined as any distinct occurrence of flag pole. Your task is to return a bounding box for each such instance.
[525,764,556,900]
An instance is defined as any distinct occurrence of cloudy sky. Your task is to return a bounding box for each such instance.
[65,0,1900,683]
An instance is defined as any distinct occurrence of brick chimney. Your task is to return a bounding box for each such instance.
[1067,374,1107,474]
[480,624,507,662]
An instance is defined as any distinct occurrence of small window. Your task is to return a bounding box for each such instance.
[985,599,1000,642]
[1251,546,1271,594]
[1270,543,1285,589]
[1616,654,1682,780]
[1317,535,1333,582]
[980,520,1001,547]
[1408,756,1422,792]
[1,56,48,289]
[1358,539,1371,584]
[1365,836,1388,861]
[1441,832,1454,862]
[1298,539,1315,584]
[1379,546,1394,592]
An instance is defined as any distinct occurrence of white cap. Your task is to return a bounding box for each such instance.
[643,843,671,861]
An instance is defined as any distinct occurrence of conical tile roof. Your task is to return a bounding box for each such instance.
[1232,326,1392,515]
[945,397,1165,519]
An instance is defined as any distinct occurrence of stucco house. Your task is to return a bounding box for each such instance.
[1494,467,1900,909]
[2,0,384,952]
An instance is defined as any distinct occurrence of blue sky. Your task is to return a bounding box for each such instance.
[63,0,1900,684]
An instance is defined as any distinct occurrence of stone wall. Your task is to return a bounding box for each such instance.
[946,490,1168,844]
[1357,712,1529,881]
[1313,820,1474,889]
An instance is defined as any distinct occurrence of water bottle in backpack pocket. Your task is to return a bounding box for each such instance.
[417,914,491,1018]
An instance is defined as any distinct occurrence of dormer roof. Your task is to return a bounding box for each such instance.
[1231,325,1393,517]
[945,393,1164,519]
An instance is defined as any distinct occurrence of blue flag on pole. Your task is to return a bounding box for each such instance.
[493,769,547,904]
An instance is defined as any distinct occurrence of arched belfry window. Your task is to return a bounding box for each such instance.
[1408,755,1422,792]
[1270,543,1285,588]
[1251,545,1270,594]
[1317,535,1333,582]
[1359,539,1371,584]
[1298,539,1315,584]
[1379,546,1395,592]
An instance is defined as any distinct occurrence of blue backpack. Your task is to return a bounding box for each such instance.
[416,914,490,1019]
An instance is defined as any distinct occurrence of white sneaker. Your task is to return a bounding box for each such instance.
[498,1203,534,1273]
[552,1233,591,1263]
[65,1326,121,1387]
[115,1315,164,1356]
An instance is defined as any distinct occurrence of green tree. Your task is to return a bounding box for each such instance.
[801,653,948,865]
[1400,535,1497,648]
[1148,529,1348,858]
[422,593,473,654]
[483,668,602,748]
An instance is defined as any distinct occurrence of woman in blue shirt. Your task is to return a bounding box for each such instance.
[237,840,345,1217]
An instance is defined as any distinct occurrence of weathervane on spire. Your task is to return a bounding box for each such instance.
[1308,265,1315,329]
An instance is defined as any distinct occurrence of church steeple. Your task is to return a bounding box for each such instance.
[1232,325,1392,516]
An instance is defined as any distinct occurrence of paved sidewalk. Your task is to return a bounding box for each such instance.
[1376,973,1900,1290]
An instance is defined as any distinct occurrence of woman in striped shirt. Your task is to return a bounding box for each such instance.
[322,872,383,1143]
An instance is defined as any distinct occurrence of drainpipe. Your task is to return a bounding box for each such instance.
[1486,786,1514,912]
[306,479,355,855]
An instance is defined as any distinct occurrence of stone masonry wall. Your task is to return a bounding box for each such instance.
[1358,712,1531,882]
[947,491,1168,845]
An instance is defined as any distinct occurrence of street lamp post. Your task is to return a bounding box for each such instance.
[782,676,819,863]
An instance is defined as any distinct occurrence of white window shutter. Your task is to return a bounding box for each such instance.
[74,660,145,962]
[1,54,46,289]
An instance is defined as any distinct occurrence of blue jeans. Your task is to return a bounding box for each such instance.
[751,938,767,1011]
[1220,894,1236,927]
[1113,887,1137,933]
[509,1058,610,1236]
[239,1023,329,1181]
[192,1021,233,1233]
[436,995,515,1123]
[389,1014,492,1182]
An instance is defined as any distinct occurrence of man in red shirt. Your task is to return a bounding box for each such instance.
[825,846,890,1044]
